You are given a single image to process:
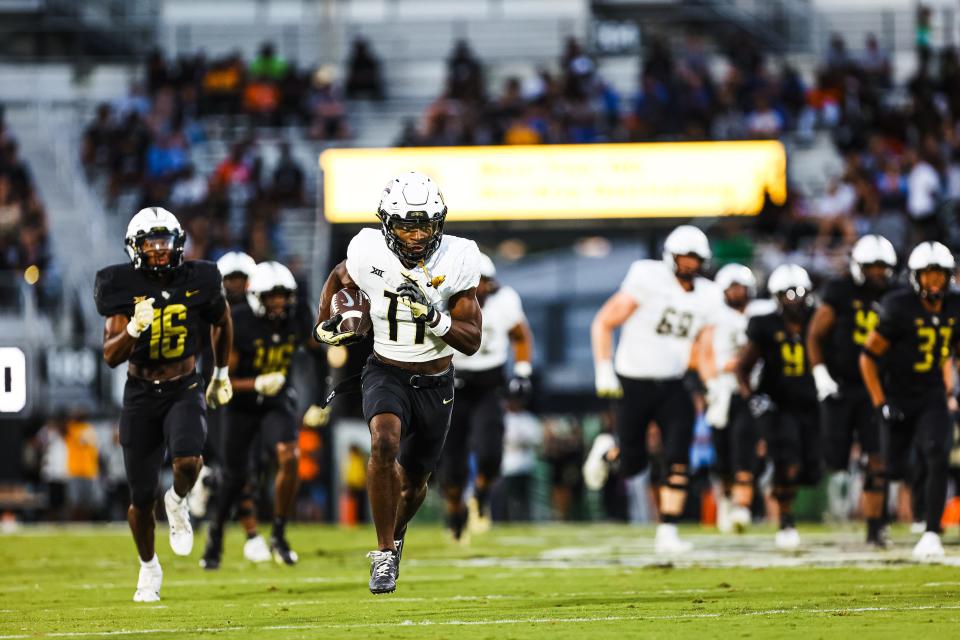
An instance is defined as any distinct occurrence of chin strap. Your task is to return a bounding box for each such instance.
[418,260,446,289]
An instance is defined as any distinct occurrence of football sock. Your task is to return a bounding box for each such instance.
[272,517,286,538]
[140,554,159,569]
[474,487,490,516]
[446,509,467,539]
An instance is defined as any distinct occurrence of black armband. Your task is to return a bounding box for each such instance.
[861,348,882,362]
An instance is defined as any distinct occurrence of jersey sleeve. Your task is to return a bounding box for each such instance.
[451,239,482,293]
[745,315,767,346]
[820,279,847,310]
[93,265,134,317]
[194,261,228,323]
[500,286,526,328]
[619,261,649,305]
[875,292,907,342]
[345,229,373,287]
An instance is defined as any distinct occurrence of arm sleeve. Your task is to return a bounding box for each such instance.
[619,262,648,305]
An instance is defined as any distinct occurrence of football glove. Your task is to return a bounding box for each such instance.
[254,371,286,397]
[313,314,363,346]
[594,359,623,398]
[748,393,776,419]
[206,367,233,409]
[812,364,839,402]
[705,377,733,429]
[303,404,331,428]
[508,375,533,400]
[127,297,155,338]
[877,402,904,427]
[396,278,439,324]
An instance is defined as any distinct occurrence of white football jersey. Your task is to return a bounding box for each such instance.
[454,285,526,372]
[345,228,481,362]
[712,304,748,372]
[614,259,723,379]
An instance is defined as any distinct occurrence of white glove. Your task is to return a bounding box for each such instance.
[594,359,623,398]
[126,297,155,338]
[206,366,233,408]
[812,364,839,401]
[705,377,733,429]
[303,404,331,428]
[254,371,286,397]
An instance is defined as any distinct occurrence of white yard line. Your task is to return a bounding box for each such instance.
[4,604,960,638]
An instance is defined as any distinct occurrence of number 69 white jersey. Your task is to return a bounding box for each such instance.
[345,228,481,362]
[614,259,723,380]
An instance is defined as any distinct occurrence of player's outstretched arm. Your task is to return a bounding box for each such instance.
[206,305,234,408]
[102,314,138,368]
[859,330,889,408]
[734,341,761,399]
[805,303,836,368]
[442,286,482,355]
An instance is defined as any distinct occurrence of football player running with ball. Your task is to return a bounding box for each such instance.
[591,225,723,554]
[314,172,482,594]
[202,261,317,569]
[860,241,960,560]
[806,235,898,547]
[94,207,233,602]
[440,252,534,540]
[736,265,821,551]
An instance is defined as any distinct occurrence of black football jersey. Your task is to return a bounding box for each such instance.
[820,276,893,386]
[875,288,960,397]
[746,309,817,408]
[94,261,227,366]
[230,302,311,409]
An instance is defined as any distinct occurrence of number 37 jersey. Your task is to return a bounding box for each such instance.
[614,259,723,380]
[94,261,227,366]
[345,228,481,363]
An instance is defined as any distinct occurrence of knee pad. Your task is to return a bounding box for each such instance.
[863,462,886,493]
[236,498,255,520]
[666,465,688,491]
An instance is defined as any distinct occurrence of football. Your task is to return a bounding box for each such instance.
[330,287,373,337]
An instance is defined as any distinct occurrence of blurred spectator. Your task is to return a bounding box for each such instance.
[494,396,542,522]
[37,414,68,521]
[113,81,151,120]
[145,131,189,181]
[345,37,384,101]
[271,143,305,206]
[249,42,288,82]
[81,103,114,172]
[906,145,943,242]
[65,413,99,520]
[447,40,485,103]
[542,416,584,521]
[297,426,325,522]
[169,164,209,217]
[861,34,891,88]
[307,67,349,140]
[341,444,368,525]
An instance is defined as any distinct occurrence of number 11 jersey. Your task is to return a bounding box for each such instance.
[614,259,723,380]
[345,227,481,363]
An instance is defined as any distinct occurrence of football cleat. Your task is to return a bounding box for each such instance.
[910,521,927,535]
[913,531,945,561]
[133,557,163,603]
[187,465,215,519]
[164,488,194,556]
[367,550,398,594]
[199,526,222,570]
[716,496,733,534]
[270,534,299,566]
[244,534,272,563]
[775,527,801,550]
[866,521,890,549]
[583,433,617,490]
[467,497,491,535]
[655,523,693,554]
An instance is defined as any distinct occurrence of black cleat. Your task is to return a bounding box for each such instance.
[200,527,223,570]
[270,534,299,566]
[445,509,468,542]
[394,528,406,579]
[367,550,398,594]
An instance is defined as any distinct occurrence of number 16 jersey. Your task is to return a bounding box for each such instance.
[345,227,481,363]
[614,259,723,380]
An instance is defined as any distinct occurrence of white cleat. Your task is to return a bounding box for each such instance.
[243,534,272,563]
[655,523,693,554]
[583,433,617,491]
[729,506,751,533]
[913,531,945,561]
[133,557,163,603]
[467,497,492,535]
[716,496,733,534]
[910,521,927,535]
[187,465,214,519]
[775,527,801,550]
[164,488,194,556]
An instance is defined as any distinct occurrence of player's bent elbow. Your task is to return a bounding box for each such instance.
[102,350,124,368]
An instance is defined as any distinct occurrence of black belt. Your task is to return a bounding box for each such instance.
[371,355,453,389]
[127,371,200,394]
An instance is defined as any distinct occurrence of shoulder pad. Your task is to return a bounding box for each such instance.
[94,263,137,317]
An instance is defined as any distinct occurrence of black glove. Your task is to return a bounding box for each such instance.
[748,393,776,419]
[396,280,440,325]
[508,375,533,401]
[877,402,904,427]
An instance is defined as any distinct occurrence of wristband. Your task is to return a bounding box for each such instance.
[428,311,452,337]
[212,366,230,381]
[126,322,142,339]
[513,361,533,378]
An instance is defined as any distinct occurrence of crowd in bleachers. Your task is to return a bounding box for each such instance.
[0,106,54,308]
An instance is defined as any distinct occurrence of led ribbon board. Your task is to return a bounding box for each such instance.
[321,141,786,223]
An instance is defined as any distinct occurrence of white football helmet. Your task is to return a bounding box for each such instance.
[662,225,711,273]
[478,252,496,279]
[907,241,955,300]
[850,234,897,285]
[767,264,812,296]
[377,171,447,264]
[248,261,298,317]
[217,251,257,280]
[124,207,184,273]
[714,263,757,298]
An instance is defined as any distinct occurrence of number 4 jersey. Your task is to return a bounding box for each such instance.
[615,259,724,380]
[875,288,960,397]
[819,276,892,388]
[746,309,817,409]
[94,261,227,366]
[345,227,481,363]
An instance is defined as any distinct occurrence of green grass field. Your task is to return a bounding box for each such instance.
[2,522,960,639]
